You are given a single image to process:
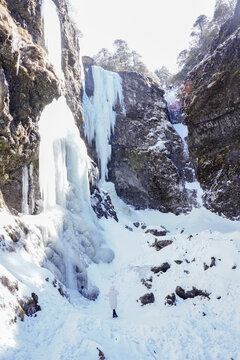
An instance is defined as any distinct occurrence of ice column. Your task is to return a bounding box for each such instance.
[39,96,106,291]
[42,0,63,80]
[29,163,35,214]
[83,66,124,181]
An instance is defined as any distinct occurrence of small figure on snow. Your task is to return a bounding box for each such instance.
[107,286,119,318]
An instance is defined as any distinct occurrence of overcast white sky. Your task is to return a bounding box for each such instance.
[69,0,216,73]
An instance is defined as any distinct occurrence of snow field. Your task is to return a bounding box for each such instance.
[0,198,240,359]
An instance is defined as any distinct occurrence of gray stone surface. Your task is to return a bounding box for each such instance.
[184,10,240,220]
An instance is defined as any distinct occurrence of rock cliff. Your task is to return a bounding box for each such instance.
[109,71,195,214]
[0,0,82,212]
[83,63,195,214]
[184,1,240,220]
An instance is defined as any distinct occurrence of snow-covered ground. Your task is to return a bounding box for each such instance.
[0,182,240,360]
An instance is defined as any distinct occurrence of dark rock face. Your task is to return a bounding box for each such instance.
[6,0,43,45]
[108,71,194,214]
[82,56,95,98]
[184,9,240,220]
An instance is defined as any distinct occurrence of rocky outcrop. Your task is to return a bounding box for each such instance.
[0,0,83,212]
[108,71,194,214]
[184,4,240,220]
[0,1,60,211]
[6,0,43,45]
[56,0,83,127]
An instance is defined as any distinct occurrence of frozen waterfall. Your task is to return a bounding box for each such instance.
[83,66,124,182]
[42,0,63,80]
[39,0,114,297]
[39,96,114,296]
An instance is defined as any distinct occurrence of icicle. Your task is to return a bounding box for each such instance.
[16,52,20,76]
[29,163,35,214]
[22,166,29,215]
[82,66,124,181]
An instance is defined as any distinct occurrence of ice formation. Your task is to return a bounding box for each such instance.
[29,163,35,214]
[37,0,114,298]
[42,0,63,80]
[83,66,124,181]
[39,96,113,297]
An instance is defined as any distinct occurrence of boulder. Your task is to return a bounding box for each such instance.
[151,262,171,274]
[139,292,155,306]
[150,239,173,251]
[175,286,210,300]
[165,293,176,306]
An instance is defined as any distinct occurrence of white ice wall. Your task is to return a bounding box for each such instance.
[83,66,124,182]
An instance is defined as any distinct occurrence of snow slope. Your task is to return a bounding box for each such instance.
[0,182,240,360]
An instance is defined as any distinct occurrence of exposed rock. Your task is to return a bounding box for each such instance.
[103,70,195,214]
[141,277,152,289]
[203,263,209,271]
[1,275,18,293]
[165,293,176,306]
[80,61,197,214]
[150,239,173,251]
[91,187,118,222]
[151,262,171,274]
[82,56,95,98]
[22,292,41,317]
[175,286,210,300]
[125,225,133,232]
[0,1,60,211]
[210,0,240,52]
[6,0,43,45]
[210,257,216,267]
[145,228,168,237]
[204,257,216,271]
[52,278,68,298]
[96,347,106,360]
[174,260,183,265]
[184,4,240,220]
[0,0,83,212]
[57,0,83,127]
[139,292,155,306]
